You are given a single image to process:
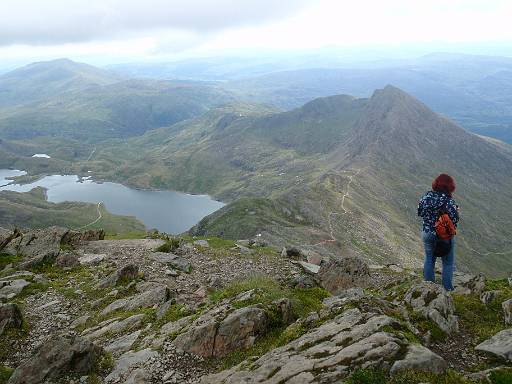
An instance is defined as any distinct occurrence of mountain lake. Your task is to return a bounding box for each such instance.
[0,169,224,234]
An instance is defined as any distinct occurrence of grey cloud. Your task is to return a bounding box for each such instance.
[0,0,309,46]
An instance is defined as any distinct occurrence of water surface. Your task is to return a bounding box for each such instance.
[0,171,224,234]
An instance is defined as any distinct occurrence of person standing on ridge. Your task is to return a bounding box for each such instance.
[417,174,459,291]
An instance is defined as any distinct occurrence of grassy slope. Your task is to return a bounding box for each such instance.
[0,187,145,233]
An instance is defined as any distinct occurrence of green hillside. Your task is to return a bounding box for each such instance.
[91,86,512,277]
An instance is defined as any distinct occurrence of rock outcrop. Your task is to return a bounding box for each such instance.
[0,303,23,335]
[174,303,269,358]
[318,256,370,294]
[202,308,444,383]
[404,282,458,334]
[7,334,103,384]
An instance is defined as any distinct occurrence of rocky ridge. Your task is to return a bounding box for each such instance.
[0,227,511,383]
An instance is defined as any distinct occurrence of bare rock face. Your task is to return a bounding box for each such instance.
[174,304,268,358]
[201,309,412,383]
[318,256,370,294]
[0,303,23,335]
[404,282,458,335]
[7,334,103,384]
[476,329,512,362]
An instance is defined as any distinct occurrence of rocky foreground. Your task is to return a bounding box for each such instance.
[0,227,511,384]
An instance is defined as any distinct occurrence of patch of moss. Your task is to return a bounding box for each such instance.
[0,253,22,270]
[408,311,445,342]
[155,238,181,253]
[490,368,512,384]
[93,351,115,375]
[208,276,329,370]
[210,276,329,319]
[0,366,14,384]
[214,323,310,371]
[347,368,479,384]
[155,304,193,327]
[104,232,147,240]
[381,324,421,344]
[453,293,507,342]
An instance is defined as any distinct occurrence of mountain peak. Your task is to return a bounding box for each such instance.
[0,58,121,107]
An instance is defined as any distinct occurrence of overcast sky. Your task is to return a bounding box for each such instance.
[1,0,512,66]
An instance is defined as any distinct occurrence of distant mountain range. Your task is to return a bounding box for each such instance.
[103,53,512,144]
[88,86,512,277]
[0,59,232,142]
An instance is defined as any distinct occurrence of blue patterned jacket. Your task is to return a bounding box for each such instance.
[417,191,459,233]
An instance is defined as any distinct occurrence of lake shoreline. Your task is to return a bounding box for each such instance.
[0,169,225,234]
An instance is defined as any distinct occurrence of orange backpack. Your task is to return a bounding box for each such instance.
[435,212,457,240]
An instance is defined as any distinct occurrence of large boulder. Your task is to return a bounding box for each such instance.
[0,279,31,301]
[82,314,145,341]
[152,252,192,273]
[98,264,139,288]
[0,228,21,253]
[0,303,23,335]
[390,344,447,375]
[404,282,458,335]
[7,334,103,384]
[201,309,410,383]
[476,329,512,362]
[174,305,268,358]
[318,256,370,294]
[61,229,105,246]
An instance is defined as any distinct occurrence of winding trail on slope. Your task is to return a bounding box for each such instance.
[307,168,362,247]
[75,202,103,231]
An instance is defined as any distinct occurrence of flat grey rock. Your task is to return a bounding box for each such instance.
[0,279,30,300]
[78,253,106,266]
[391,344,447,375]
[105,349,158,383]
[105,330,142,356]
[476,329,512,361]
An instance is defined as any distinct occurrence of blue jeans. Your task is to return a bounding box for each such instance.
[422,231,455,291]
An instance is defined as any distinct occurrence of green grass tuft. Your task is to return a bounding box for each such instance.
[0,366,14,384]
[347,368,478,384]
[490,368,512,384]
[453,292,508,342]
[155,238,181,253]
[0,253,22,270]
